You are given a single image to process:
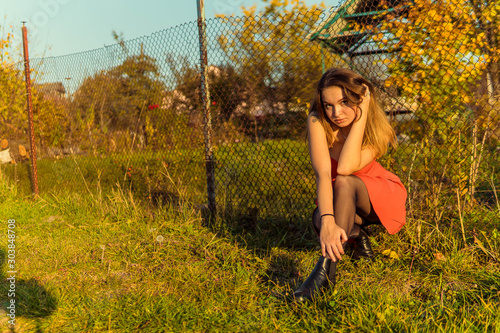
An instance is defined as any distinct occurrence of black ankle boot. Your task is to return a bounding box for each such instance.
[352,227,375,260]
[293,256,338,302]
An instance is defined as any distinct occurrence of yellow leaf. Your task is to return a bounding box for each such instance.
[434,252,446,261]
[389,251,399,259]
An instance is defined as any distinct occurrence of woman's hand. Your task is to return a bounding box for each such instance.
[319,216,348,261]
[357,84,371,121]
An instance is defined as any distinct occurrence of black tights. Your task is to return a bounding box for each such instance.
[313,175,379,239]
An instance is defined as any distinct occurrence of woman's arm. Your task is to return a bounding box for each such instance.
[307,112,333,216]
[308,112,347,261]
[337,87,375,175]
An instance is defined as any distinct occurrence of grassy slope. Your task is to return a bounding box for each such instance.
[0,170,499,332]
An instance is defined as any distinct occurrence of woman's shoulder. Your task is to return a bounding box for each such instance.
[308,110,319,119]
[307,111,323,128]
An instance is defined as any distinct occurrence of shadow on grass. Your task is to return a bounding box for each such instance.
[201,205,393,301]
[204,206,318,251]
[201,206,319,297]
[0,248,57,332]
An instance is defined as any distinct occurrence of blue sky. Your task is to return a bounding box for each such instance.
[1,0,337,59]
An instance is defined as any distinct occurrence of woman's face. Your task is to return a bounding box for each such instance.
[321,86,357,128]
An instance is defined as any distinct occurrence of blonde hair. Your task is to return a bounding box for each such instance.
[310,68,396,158]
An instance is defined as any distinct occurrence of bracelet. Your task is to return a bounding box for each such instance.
[320,214,335,219]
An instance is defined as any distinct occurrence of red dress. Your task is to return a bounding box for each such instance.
[331,158,407,234]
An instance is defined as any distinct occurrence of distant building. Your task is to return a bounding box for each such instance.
[379,91,418,122]
[35,82,67,100]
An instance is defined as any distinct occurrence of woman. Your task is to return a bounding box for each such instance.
[293,68,407,302]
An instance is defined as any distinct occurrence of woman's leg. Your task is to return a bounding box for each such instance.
[312,182,376,261]
[312,175,376,236]
[332,175,376,235]
[294,175,376,302]
[332,175,377,260]
[312,206,364,237]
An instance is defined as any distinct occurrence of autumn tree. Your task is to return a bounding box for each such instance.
[361,0,500,199]
[217,0,345,114]
[0,29,26,140]
[72,51,165,147]
[0,66,26,140]
[166,54,249,126]
[0,26,67,149]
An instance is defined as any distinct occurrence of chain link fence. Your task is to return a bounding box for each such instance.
[1,1,499,225]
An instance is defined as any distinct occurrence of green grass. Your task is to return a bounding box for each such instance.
[3,138,498,220]
[0,157,499,332]
[0,140,318,224]
[1,148,208,203]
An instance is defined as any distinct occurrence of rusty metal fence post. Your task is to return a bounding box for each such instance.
[21,23,39,197]
[197,0,216,218]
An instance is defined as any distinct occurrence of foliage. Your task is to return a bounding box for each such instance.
[217,0,345,114]
[360,0,500,202]
[0,68,69,148]
[71,51,165,146]
[0,29,26,140]
[0,26,16,66]
[209,65,248,122]
[368,0,498,110]
[164,0,345,142]
[165,57,248,126]
[32,90,68,148]
[0,27,68,148]
[0,65,26,140]
[165,57,308,143]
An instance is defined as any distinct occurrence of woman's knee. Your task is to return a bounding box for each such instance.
[333,175,357,195]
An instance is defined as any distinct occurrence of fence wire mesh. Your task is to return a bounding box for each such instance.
[1,1,499,224]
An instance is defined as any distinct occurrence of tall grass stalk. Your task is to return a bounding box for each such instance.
[456,188,467,244]
[490,168,500,213]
